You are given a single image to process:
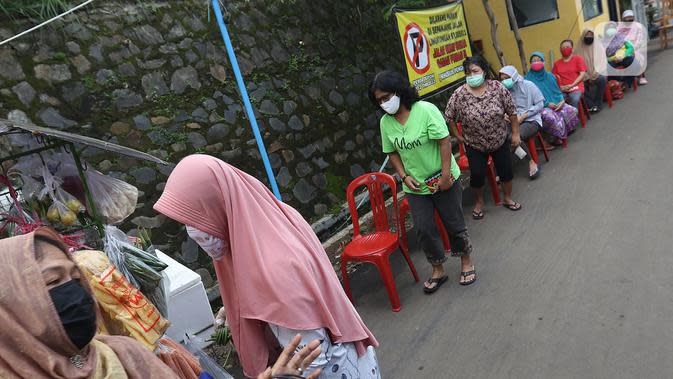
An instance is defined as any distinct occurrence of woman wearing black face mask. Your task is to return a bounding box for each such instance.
[576,28,607,113]
[0,228,179,378]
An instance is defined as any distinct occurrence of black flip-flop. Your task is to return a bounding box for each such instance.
[423,275,448,294]
[472,210,484,220]
[459,269,476,286]
[503,202,522,211]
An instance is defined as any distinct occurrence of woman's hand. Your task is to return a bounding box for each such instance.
[438,174,455,191]
[548,103,557,109]
[403,175,422,192]
[214,307,226,327]
[511,133,522,148]
[560,85,571,92]
[257,334,322,379]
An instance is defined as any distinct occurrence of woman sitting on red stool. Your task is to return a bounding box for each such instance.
[499,65,545,180]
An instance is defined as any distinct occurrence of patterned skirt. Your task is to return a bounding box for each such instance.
[540,104,579,139]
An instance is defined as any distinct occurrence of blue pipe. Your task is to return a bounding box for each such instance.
[211,0,282,200]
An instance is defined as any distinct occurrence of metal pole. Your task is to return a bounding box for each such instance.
[211,0,282,200]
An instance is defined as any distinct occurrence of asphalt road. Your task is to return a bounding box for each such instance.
[348,46,673,379]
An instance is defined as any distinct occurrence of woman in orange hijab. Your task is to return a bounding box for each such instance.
[0,228,178,379]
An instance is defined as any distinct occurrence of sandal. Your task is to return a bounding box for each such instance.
[503,201,522,211]
[529,166,540,180]
[459,268,476,286]
[472,210,484,220]
[423,275,448,294]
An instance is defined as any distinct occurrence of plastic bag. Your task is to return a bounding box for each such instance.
[103,225,140,288]
[103,225,169,316]
[52,152,138,225]
[146,272,168,318]
[609,80,624,100]
[8,155,43,178]
[83,168,138,224]
[156,337,203,379]
[39,165,85,228]
[72,250,171,350]
[184,335,234,379]
[13,172,43,201]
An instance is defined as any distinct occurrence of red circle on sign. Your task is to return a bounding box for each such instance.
[403,22,430,75]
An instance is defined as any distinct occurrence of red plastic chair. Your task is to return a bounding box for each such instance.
[580,96,591,121]
[456,122,502,205]
[526,131,550,164]
[604,85,613,108]
[398,198,450,256]
[578,99,587,128]
[340,173,419,312]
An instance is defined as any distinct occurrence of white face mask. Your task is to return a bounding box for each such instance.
[186,226,228,260]
[380,95,401,115]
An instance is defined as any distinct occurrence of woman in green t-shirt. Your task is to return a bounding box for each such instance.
[369,71,476,292]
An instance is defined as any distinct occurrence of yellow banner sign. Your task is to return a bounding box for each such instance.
[393,2,472,97]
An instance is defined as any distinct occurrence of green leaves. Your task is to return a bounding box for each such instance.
[382,0,429,21]
[0,0,72,21]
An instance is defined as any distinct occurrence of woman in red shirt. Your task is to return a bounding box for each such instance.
[552,39,587,109]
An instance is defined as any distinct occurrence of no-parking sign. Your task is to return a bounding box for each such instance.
[393,1,472,98]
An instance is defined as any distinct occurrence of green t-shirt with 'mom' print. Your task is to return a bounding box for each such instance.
[380,101,460,195]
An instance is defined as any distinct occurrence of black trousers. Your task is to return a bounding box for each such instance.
[465,141,514,188]
[406,181,473,265]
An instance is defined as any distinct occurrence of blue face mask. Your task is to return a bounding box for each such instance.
[466,74,485,88]
[502,78,514,89]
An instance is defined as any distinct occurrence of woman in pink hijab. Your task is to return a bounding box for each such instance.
[154,155,379,379]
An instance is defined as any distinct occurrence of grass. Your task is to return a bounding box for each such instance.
[158,129,189,145]
[325,172,348,198]
[82,74,96,90]
[287,50,322,73]
[0,0,72,21]
[149,93,192,117]
[0,0,150,21]
[53,51,67,62]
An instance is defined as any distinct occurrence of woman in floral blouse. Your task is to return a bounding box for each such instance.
[444,56,522,220]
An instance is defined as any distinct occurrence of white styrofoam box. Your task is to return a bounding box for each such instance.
[156,250,215,346]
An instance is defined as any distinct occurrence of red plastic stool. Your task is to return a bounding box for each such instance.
[526,131,550,164]
[341,173,419,312]
[578,101,587,128]
[580,96,591,121]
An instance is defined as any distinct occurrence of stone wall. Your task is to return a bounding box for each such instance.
[0,0,450,278]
